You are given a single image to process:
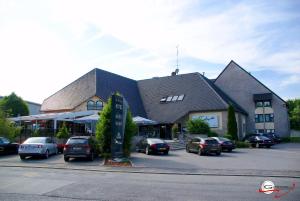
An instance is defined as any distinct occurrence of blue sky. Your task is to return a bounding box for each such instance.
[0,0,299,103]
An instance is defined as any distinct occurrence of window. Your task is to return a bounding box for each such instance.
[264,101,271,107]
[256,129,264,134]
[265,114,274,122]
[166,96,172,102]
[177,94,185,101]
[255,101,263,107]
[160,97,167,103]
[255,114,264,123]
[95,101,103,110]
[172,96,178,101]
[87,100,95,110]
[266,129,275,134]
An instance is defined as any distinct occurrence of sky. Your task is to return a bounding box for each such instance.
[0,0,299,104]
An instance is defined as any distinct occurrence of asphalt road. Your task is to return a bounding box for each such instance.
[0,167,299,201]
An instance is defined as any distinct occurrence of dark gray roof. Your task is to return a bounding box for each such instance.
[41,69,146,117]
[137,73,232,123]
[203,77,248,115]
[95,68,146,117]
[253,93,272,101]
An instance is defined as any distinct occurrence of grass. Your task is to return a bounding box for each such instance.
[235,141,250,148]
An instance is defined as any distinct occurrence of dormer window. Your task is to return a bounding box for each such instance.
[87,100,103,110]
[87,100,95,110]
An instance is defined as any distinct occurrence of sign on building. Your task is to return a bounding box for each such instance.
[111,94,128,159]
[191,114,219,128]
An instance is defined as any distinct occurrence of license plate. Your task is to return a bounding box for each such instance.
[73,147,81,150]
[159,148,166,151]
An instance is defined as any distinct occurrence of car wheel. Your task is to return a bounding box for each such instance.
[20,155,26,160]
[216,151,221,156]
[89,152,94,161]
[64,156,69,162]
[266,145,271,148]
[164,151,169,155]
[228,149,232,152]
[145,146,150,155]
[44,150,49,159]
[186,145,191,153]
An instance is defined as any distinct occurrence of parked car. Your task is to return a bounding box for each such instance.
[0,137,19,155]
[18,137,58,160]
[244,135,274,148]
[186,137,221,156]
[262,133,282,143]
[136,138,170,155]
[63,136,98,161]
[211,137,236,152]
[242,134,261,141]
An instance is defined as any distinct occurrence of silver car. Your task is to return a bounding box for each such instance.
[18,137,57,160]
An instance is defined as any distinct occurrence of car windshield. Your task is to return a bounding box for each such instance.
[24,137,46,144]
[257,136,270,140]
[218,137,230,141]
[67,138,88,144]
[148,139,165,144]
[205,139,218,144]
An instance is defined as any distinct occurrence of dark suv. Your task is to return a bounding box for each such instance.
[63,136,98,162]
[186,137,221,156]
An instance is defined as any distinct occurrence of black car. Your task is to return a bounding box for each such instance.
[63,136,98,162]
[136,138,170,155]
[212,137,236,152]
[263,133,282,143]
[242,134,261,141]
[244,135,274,148]
[0,137,19,155]
[186,137,221,156]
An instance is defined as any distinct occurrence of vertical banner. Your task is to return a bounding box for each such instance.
[111,94,128,159]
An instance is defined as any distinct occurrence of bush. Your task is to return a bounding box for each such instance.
[208,131,218,137]
[172,124,179,139]
[186,119,210,134]
[224,134,233,140]
[123,110,138,157]
[32,129,40,137]
[282,137,300,143]
[235,141,250,148]
[56,122,70,139]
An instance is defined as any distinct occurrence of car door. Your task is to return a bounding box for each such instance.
[45,138,55,154]
[191,138,200,152]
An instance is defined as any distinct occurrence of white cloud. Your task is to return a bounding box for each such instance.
[280,75,300,87]
[0,0,299,102]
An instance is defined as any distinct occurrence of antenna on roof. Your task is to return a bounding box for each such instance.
[172,45,180,76]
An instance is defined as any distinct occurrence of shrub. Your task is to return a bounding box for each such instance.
[186,119,210,134]
[235,141,250,148]
[172,124,179,139]
[224,134,233,140]
[0,109,21,140]
[32,129,40,137]
[227,105,238,141]
[282,137,300,143]
[208,131,218,137]
[123,110,138,157]
[56,122,70,139]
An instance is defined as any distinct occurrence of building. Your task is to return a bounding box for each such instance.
[39,60,290,139]
[0,96,41,115]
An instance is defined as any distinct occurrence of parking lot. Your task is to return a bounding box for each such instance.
[0,143,299,174]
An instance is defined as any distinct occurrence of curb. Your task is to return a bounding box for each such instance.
[1,164,299,179]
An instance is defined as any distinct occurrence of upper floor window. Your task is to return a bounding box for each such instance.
[95,101,103,110]
[87,100,103,110]
[255,114,264,123]
[265,114,274,122]
[255,100,272,108]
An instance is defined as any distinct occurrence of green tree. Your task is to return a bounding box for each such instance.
[186,118,210,134]
[0,92,29,117]
[123,110,137,157]
[287,99,300,130]
[0,109,21,140]
[227,105,238,140]
[56,122,70,139]
[96,97,112,156]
